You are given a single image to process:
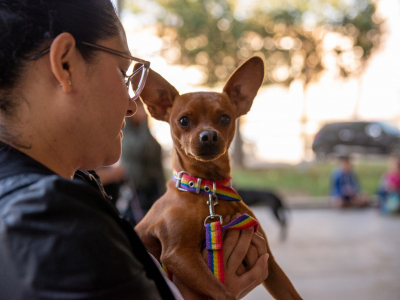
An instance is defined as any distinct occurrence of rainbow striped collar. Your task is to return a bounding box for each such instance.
[172,169,241,201]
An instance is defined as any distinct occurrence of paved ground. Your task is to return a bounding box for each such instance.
[244,207,400,300]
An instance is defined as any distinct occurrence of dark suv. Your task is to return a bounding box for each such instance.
[312,121,400,158]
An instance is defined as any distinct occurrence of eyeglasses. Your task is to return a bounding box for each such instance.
[31,41,150,101]
[81,42,150,101]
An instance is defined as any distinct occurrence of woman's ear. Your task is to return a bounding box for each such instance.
[49,33,77,93]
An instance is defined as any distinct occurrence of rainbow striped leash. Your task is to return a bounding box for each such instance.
[173,170,241,201]
[160,262,173,281]
[205,214,259,284]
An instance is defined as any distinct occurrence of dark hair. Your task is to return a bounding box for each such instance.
[338,155,350,162]
[0,0,121,113]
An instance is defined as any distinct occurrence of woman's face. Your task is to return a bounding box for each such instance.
[76,32,137,169]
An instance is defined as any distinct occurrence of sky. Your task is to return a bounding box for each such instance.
[114,0,400,164]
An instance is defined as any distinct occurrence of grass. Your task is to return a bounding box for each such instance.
[231,161,388,197]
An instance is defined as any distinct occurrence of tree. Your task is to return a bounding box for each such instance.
[125,0,384,165]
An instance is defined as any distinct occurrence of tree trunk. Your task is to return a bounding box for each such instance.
[300,84,308,162]
[353,77,363,121]
[232,118,244,168]
[116,0,122,15]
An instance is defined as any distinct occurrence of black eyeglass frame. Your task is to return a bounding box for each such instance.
[31,41,151,101]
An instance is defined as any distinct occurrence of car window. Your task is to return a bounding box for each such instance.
[350,122,368,131]
[379,122,400,135]
[321,123,346,133]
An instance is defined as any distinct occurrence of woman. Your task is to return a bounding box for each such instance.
[0,1,269,299]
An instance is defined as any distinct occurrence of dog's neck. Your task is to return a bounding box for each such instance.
[171,146,231,181]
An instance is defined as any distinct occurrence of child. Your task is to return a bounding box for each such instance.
[330,155,369,207]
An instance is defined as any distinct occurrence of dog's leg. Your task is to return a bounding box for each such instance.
[242,210,302,300]
[262,255,303,300]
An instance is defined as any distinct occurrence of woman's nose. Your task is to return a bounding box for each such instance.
[126,100,137,117]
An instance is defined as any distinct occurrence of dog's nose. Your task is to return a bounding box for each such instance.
[199,130,219,146]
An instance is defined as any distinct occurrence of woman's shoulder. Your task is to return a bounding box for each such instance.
[0,172,129,244]
[0,172,165,299]
[0,171,105,209]
[0,172,119,237]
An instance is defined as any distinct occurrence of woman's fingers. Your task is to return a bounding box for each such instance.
[236,263,247,276]
[249,231,268,266]
[226,226,254,272]
[222,213,241,265]
[221,214,231,239]
[223,214,267,274]
[244,244,259,270]
[233,232,263,276]
[251,231,267,253]
[220,213,271,299]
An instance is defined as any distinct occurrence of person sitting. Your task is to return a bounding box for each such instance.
[330,155,369,207]
[377,155,400,213]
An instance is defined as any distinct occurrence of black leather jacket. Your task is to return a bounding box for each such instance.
[0,141,175,300]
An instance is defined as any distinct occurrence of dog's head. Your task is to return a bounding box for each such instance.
[138,57,264,162]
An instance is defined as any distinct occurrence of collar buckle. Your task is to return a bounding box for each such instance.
[175,171,189,192]
[173,169,241,202]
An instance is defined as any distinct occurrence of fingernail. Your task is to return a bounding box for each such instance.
[263,254,269,263]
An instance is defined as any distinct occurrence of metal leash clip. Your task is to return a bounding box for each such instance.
[204,193,223,225]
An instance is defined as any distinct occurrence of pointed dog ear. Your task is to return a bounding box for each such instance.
[222,57,264,118]
[136,67,179,122]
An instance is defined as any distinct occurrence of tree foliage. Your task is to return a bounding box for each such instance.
[126,0,384,86]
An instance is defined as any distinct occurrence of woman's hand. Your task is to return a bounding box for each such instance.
[175,214,269,300]
[221,214,269,299]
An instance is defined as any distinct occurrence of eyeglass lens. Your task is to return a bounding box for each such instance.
[127,63,147,100]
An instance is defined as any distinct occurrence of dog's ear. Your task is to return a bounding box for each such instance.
[136,67,179,122]
[222,57,264,118]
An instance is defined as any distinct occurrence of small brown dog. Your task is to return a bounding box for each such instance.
[135,57,302,300]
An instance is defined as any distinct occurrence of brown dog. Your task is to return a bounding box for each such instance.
[135,57,302,300]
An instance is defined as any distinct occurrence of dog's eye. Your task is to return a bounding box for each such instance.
[178,117,190,127]
[220,114,231,125]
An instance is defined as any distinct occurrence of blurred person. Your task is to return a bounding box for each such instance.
[377,155,400,213]
[0,1,270,299]
[330,155,369,207]
[120,99,166,216]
